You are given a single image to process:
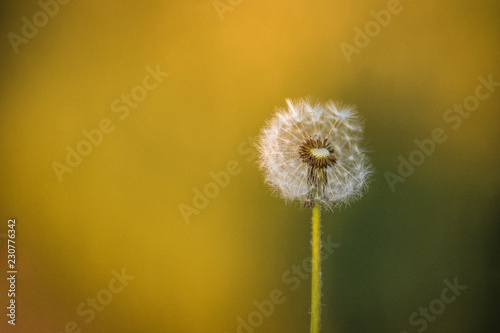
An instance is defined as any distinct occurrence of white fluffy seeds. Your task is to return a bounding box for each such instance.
[257,98,372,210]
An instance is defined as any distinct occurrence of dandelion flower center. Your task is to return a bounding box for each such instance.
[298,137,337,189]
[310,148,330,159]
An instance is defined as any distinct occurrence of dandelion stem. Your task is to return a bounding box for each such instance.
[310,199,321,333]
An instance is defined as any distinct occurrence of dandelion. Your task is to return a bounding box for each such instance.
[257,98,372,333]
[258,98,372,209]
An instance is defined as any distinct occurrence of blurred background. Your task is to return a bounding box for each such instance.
[0,0,499,332]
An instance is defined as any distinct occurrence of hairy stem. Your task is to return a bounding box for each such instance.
[310,199,321,333]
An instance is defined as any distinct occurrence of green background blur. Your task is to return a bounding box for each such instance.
[0,0,499,332]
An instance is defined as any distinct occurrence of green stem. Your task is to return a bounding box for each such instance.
[310,199,321,333]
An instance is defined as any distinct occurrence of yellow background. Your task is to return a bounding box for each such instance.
[0,0,499,332]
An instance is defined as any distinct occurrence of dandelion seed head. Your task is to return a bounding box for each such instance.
[257,98,373,210]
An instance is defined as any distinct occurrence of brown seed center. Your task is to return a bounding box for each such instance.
[298,137,337,188]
